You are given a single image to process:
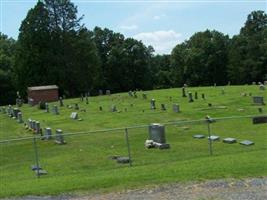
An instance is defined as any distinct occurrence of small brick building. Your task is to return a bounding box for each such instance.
[27,85,59,105]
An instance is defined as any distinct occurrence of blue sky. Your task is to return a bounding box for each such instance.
[0,0,266,54]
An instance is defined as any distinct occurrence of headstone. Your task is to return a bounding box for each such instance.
[228,81,231,86]
[264,81,267,85]
[169,96,172,102]
[59,97,64,107]
[80,94,84,102]
[7,105,12,116]
[2,106,6,114]
[27,119,32,129]
[150,99,156,110]
[111,105,117,112]
[207,135,220,141]
[223,138,237,144]
[85,96,89,104]
[106,90,111,95]
[16,98,23,107]
[214,83,217,87]
[17,112,23,123]
[193,134,205,139]
[221,88,225,95]
[142,93,147,100]
[148,123,166,144]
[35,121,40,134]
[240,140,254,146]
[70,112,78,119]
[133,91,137,98]
[44,127,52,140]
[55,129,66,144]
[161,104,166,111]
[28,98,34,106]
[259,84,265,90]
[208,103,212,107]
[194,91,198,99]
[45,103,49,113]
[182,87,187,97]
[53,105,59,114]
[74,103,79,110]
[202,93,205,100]
[99,106,103,111]
[173,104,180,113]
[252,116,267,124]
[252,82,256,85]
[258,108,263,113]
[99,89,103,96]
[188,92,194,102]
[253,96,265,105]
[116,157,130,164]
[12,108,21,119]
[128,91,133,97]
[32,120,36,131]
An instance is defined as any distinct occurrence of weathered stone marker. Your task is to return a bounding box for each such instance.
[182,87,187,97]
[12,108,21,119]
[70,112,78,119]
[150,99,156,110]
[128,91,133,97]
[161,104,166,111]
[173,104,180,113]
[147,123,170,149]
[252,116,267,124]
[194,91,198,99]
[99,106,103,111]
[259,84,265,91]
[106,90,111,95]
[202,93,205,99]
[45,103,49,113]
[85,96,89,104]
[55,129,66,144]
[74,103,79,110]
[53,105,59,114]
[17,112,23,123]
[35,121,41,134]
[59,97,64,107]
[221,88,225,95]
[188,92,194,102]
[207,135,220,141]
[142,93,147,100]
[223,138,237,144]
[111,105,117,112]
[193,134,205,139]
[253,96,265,105]
[44,127,52,140]
[240,140,254,146]
[99,89,103,96]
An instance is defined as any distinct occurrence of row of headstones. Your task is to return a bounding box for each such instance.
[150,99,180,112]
[128,91,147,99]
[253,96,265,105]
[182,87,208,102]
[0,105,23,123]
[98,90,111,96]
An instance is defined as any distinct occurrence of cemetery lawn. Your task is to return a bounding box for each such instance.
[0,85,267,197]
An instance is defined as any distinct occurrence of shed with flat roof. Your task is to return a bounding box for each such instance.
[27,85,59,105]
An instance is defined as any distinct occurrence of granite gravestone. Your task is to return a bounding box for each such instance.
[111,105,117,112]
[188,92,194,103]
[80,94,84,102]
[70,112,78,120]
[74,103,79,110]
[202,93,205,100]
[182,87,187,97]
[55,129,66,144]
[147,123,170,149]
[161,104,166,111]
[17,112,23,123]
[45,103,49,113]
[252,116,267,124]
[106,90,111,95]
[99,90,103,96]
[44,127,52,140]
[128,91,133,97]
[86,96,89,104]
[53,105,59,115]
[142,93,147,100]
[35,121,41,134]
[194,91,198,99]
[150,99,156,110]
[253,96,265,105]
[223,138,237,144]
[259,84,265,91]
[173,104,180,113]
[12,108,21,119]
[59,97,64,107]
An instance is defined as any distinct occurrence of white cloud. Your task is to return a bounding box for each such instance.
[119,25,138,31]
[153,14,166,20]
[133,30,182,55]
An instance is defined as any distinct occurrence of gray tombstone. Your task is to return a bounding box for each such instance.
[99,90,103,96]
[32,120,36,131]
[161,104,166,111]
[173,104,180,113]
[253,96,264,105]
[223,138,237,144]
[28,98,34,106]
[207,135,220,141]
[59,97,64,107]
[150,99,156,110]
[70,112,78,119]
[44,127,52,140]
[128,91,133,97]
[182,87,187,97]
[12,108,21,119]
[148,123,166,144]
[17,112,23,123]
[55,129,66,144]
[35,121,40,134]
[252,82,256,85]
[193,134,205,139]
[194,91,198,99]
[99,106,103,111]
[142,93,147,100]
[2,106,6,114]
[85,96,89,104]
[27,119,32,129]
[240,140,254,146]
[258,108,263,113]
[45,103,49,113]
[264,81,267,85]
[188,92,194,103]
[133,91,137,98]
[221,88,225,95]
[7,105,12,116]
[53,105,59,114]
[202,93,205,99]
[106,90,111,95]
[111,105,117,112]
[74,103,79,110]
[259,84,265,91]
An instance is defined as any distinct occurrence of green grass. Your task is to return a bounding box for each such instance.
[0,85,267,197]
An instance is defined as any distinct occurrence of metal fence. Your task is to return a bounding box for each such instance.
[1,114,266,181]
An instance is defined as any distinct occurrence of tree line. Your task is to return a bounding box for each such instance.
[0,0,266,105]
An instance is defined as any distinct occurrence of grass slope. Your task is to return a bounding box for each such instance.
[0,85,266,197]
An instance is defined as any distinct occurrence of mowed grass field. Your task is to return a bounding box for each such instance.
[0,85,266,198]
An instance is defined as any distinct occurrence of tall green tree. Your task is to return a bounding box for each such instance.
[0,33,16,105]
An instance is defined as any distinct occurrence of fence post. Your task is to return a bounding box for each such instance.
[32,136,40,177]
[125,128,132,167]
[207,120,213,156]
